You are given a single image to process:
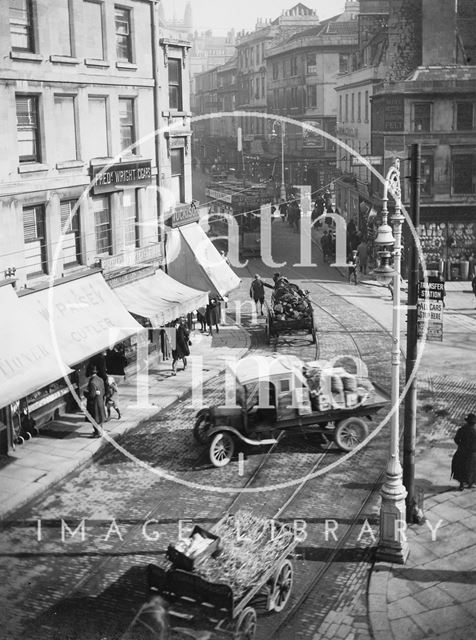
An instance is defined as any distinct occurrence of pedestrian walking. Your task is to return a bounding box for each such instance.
[320,230,331,263]
[279,199,288,222]
[348,250,359,285]
[451,413,476,490]
[206,297,220,335]
[105,375,121,420]
[356,238,368,275]
[172,317,191,375]
[197,306,207,332]
[85,366,106,437]
[472,274,476,307]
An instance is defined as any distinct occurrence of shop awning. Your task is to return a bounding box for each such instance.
[19,272,143,368]
[114,269,209,327]
[0,286,73,409]
[167,223,241,298]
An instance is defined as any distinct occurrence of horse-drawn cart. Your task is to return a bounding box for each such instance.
[264,280,317,345]
[146,512,299,639]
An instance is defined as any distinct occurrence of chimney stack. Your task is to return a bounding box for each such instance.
[422,0,457,65]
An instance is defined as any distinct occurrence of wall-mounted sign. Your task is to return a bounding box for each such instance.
[302,120,324,148]
[91,160,152,194]
[99,244,164,272]
[205,188,233,203]
[170,202,200,227]
[352,156,383,166]
[417,277,444,342]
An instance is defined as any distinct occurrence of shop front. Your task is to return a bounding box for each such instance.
[406,206,476,281]
[166,213,241,304]
[17,270,143,430]
[0,284,73,452]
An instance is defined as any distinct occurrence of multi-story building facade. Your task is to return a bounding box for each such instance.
[266,1,359,193]
[0,1,238,454]
[335,0,476,280]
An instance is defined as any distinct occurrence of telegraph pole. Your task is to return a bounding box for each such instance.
[403,143,421,523]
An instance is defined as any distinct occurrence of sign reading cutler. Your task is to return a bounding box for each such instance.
[91,160,152,194]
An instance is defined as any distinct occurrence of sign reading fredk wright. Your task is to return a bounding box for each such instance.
[91,160,152,194]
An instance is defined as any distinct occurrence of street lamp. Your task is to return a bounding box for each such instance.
[374,159,409,564]
[272,120,286,202]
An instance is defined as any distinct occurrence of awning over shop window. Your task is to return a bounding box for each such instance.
[19,272,143,368]
[167,223,241,298]
[114,269,209,327]
[0,286,73,409]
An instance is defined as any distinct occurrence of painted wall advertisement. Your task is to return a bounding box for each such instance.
[417,277,444,342]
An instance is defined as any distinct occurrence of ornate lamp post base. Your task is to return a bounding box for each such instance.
[377,457,409,564]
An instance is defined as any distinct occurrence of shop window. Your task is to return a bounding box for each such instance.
[365,90,369,123]
[54,95,77,162]
[60,200,81,266]
[123,189,138,249]
[307,85,317,108]
[452,154,475,194]
[420,156,434,197]
[83,1,105,60]
[93,195,112,255]
[119,97,135,153]
[170,148,185,203]
[23,205,47,276]
[456,103,474,130]
[412,103,431,132]
[357,92,362,122]
[10,0,34,52]
[291,56,298,76]
[168,58,183,111]
[115,5,132,63]
[88,96,109,158]
[16,94,40,163]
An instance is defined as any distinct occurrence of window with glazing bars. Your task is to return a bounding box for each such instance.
[93,195,112,254]
[119,97,135,152]
[23,205,47,275]
[10,0,34,51]
[16,95,40,163]
[123,190,138,248]
[115,6,132,62]
[60,200,81,265]
[170,148,185,203]
[168,58,183,110]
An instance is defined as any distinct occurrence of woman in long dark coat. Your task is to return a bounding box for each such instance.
[451,413,476,490]
[171,318,190,375]
[86,366,106,437]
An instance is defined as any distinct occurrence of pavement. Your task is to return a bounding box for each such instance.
[1,253,476,640]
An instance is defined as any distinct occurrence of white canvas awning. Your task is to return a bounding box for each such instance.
[114,269,209,327]
[19,272,143,368]
[167,223,241,298]
[0,285,73,409]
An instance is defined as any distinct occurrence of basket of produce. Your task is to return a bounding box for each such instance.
[167,525,220,572]
[193,510,296,601]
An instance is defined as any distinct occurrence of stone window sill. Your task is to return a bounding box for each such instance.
[50,55,80,65]
[116,61,137,71]
[18,163,49,174]
[56,160,85,170]
[84,58,109,68]
[10,51,43,62]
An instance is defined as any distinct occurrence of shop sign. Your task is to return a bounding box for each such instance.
[106,266,156,289]
[99,244,164,272]
[417,277,444,341]
[205,188,233,203]
[384,96,404,131]
[352,156,383,166]
[171,202,200,227]
[91,160,152,194]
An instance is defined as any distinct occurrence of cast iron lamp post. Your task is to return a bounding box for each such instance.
[272,120,286,202]
[374,158,409,564]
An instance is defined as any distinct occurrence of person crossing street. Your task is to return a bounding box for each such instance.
[250,274,273,316]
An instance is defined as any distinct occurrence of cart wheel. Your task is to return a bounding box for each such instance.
[193,413,212,444]
[334,417,368,451]
[270,559,293,612]
[16,436,24,445]
[25,432,32,440]
[209,431,235,467]
[234,606,257,640]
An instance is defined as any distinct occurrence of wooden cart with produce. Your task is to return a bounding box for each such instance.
[264,278,317,345]
[194,354,389,468]
[146,511,299,640]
